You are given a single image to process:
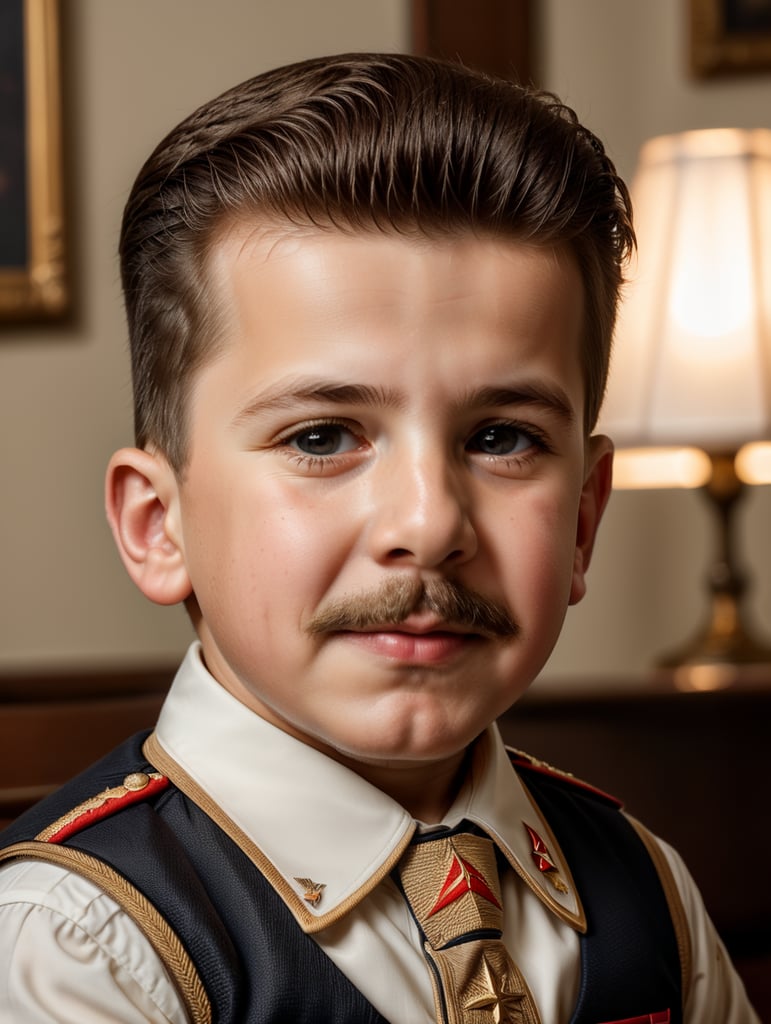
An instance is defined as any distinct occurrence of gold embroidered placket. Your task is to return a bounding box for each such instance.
[398,832,541,1024]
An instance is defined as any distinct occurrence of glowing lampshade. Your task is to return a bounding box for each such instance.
[602,128,771,461]
[600,129,771,680]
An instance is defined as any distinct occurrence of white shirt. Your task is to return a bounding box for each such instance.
[0,643,759,1023]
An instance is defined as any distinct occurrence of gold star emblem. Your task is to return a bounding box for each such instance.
[465,953,525,1023]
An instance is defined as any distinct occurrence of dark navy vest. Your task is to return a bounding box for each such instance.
[0,731,682,1023]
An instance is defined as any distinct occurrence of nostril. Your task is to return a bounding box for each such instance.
[388,548,412,559]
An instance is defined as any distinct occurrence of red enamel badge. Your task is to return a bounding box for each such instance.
[523,822,569,894]
[428,848,502,916]
[524,823,558,873]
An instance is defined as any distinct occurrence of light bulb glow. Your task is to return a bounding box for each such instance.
[736,442,771,483]
[612,447,712,489]
[667,160,754,353]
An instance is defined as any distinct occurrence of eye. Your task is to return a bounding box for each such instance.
[287,422,361,457]
[467,423,537,457]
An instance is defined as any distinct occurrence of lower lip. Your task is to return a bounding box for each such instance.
[339,631,474,664]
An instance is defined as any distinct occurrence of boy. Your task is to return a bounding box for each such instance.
[0,53,758,1023]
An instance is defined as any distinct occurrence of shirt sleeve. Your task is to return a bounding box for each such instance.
[655,838,761,1024]
[0,860,190,1024]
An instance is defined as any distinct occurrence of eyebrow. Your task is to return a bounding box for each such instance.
[231,376,576,427]
[232,378,404,426]
[458,384,576,426]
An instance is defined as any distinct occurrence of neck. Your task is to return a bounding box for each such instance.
[338,746,473,823]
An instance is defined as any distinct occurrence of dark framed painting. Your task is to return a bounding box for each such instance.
[0,0,66,320]
[691,0,771,75]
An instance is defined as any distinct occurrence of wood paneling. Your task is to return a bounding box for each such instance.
[411,0,534,83]
[0,667,171,827]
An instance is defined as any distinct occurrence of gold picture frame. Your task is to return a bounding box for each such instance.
[0,0,67,320]
[691,0,771,76]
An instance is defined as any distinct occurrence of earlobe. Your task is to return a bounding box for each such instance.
[105,448,192,606]
[569,435,614,606]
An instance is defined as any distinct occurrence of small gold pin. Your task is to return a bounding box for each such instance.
[123,772,151,792]
[295,877,326,906]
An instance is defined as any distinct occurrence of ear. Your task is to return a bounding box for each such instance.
[569,434,614,606]
[105,448,193,606]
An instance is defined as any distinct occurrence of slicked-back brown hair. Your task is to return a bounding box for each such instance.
[119,52,634,472]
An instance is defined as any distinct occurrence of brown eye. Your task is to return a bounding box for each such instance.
[290,424,359,456]
[468,424,531,456]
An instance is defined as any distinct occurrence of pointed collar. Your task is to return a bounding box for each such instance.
[440,721,586,931]
[150,643,585,933]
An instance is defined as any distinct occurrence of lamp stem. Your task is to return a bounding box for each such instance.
[658,452,771,670]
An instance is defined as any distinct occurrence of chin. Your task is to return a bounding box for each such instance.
[324,716,482,768]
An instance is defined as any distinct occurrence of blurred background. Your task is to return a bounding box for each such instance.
[2,0,770,688]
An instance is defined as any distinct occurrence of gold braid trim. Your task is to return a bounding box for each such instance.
[0,841,211,1024]
[627,816,693,1010]
[35,773,165,842]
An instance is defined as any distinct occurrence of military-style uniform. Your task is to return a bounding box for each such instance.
[0,645,758,1024]
[0,731,684,1024]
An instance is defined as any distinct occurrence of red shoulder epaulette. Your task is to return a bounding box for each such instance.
[507,747,623,809]
[35,771,170,845]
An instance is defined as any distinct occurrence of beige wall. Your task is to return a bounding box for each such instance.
[0,0,407,669]
[1,0,769,685]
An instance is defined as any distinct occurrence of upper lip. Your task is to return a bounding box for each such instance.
[343,614,475,636]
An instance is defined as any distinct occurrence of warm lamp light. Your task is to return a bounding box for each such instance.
[600,129,771,685]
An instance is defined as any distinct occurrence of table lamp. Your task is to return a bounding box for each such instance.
[600,128,771,690]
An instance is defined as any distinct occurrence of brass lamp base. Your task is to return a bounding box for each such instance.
[655,452,771,691]
[657,616,771,692]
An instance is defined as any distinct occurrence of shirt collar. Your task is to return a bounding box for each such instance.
[150,643,584,933]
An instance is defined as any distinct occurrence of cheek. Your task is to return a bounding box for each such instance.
[258,485,358,575]
[185,479,359,621]
[500,488,580,607]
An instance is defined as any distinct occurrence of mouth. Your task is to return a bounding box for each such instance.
[334,619,482,665]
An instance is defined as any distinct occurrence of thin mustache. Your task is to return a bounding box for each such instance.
[306,576,518,640]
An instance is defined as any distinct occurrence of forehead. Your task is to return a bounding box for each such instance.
[200,222,586,412]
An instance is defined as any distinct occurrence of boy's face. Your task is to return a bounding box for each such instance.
[151,227,610,787]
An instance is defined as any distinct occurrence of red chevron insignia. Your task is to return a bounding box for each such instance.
[427,847,501,916]
[524,823,557,872]
[36,773,169,844]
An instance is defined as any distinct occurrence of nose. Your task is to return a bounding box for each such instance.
[366,447,478,569]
